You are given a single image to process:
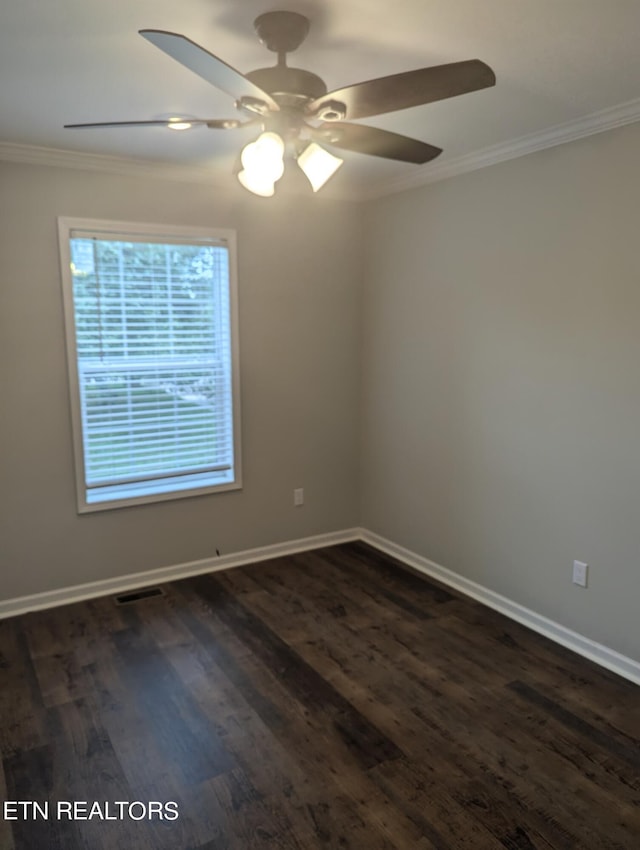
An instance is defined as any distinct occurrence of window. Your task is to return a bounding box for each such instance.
[58,218,241,512]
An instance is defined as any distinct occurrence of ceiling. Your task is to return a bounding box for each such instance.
[2,1,640,198]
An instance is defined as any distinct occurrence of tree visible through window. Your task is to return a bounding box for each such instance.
[59,219,241,511]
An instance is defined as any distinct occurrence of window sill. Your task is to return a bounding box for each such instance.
[79,470,241,513]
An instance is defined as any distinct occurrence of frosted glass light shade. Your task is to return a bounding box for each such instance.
[297,142,343,192]
[237,170,276,197]
[241,132,284,177]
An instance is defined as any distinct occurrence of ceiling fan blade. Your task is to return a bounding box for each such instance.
[307,59,495,121]
[64,118,246,129]
[139,30,279,112]
[311,123,441,164]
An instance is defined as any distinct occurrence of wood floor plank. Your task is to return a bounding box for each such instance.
[112,622,237,785]
[334,542,456,605]
[409,694,638,850]
[0,618,47,757]
[172,585,439,849]
[84,651,210,849]
[221,553,386,638]
[0,756,15,850]
[187,574,405,769]
[46,696,159,850]
[3,744,78,850]
[286,612,567,849]
[132,598,325,847]
[1,542,639,849]
[445,597,640,730]
[370,758,506,850]
[28,649,91,709]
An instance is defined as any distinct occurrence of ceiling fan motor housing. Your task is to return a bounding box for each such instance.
[246,66,327,107]
[253,11,310,54]
[248,12,329,110]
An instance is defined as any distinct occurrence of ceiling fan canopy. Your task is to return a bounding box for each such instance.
[65,11,496,195]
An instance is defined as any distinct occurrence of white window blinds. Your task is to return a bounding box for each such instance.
[60,220,241,511]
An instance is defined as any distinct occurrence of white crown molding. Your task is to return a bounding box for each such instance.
[365,95,640,200]
[2,96,640,201]
[360,529,640,686]
[0,141,227,186]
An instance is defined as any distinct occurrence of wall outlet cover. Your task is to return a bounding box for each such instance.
[572,560,588,588]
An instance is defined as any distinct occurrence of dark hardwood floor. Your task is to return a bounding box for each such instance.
[1,541,639,849]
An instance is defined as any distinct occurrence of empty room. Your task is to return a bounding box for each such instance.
[1,2,639,848]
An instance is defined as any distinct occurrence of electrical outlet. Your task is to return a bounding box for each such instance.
[293,488,304,506]
[572,560,588,588]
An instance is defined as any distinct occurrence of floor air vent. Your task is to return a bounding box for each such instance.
[114,587,165,605]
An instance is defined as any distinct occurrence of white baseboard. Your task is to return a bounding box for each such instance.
[1,524,638,686]
[360,529,640,686]
[0,528,360,621]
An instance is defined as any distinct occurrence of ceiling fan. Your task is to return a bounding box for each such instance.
[65,11,496,196]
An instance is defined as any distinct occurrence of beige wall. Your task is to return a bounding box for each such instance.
[0,162,362,599]
[361,122,640,661]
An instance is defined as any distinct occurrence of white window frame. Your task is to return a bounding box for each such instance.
[58,217,242,513]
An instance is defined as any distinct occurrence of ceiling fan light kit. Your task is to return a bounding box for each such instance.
[237,131,285,196]
[296,143,344,192]
[64,10,496,197]
[237,167,276,197]
[167,119,194,131]
[237,134,343,196]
